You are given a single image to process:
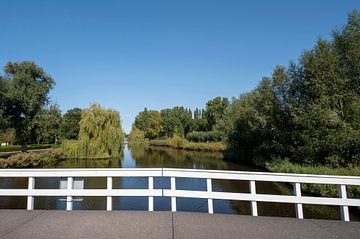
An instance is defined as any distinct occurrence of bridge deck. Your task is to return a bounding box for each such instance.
[0,210,359,239]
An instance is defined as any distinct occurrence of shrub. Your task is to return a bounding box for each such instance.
[0,144,54,152]
[0,149,66,168]
[128,127,149,146]
[149,137,226,152]
[186,131,224,142]
[264,159,360,198]
[169,135,186,148]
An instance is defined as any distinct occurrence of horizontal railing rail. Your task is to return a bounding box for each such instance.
[0,168,359,221]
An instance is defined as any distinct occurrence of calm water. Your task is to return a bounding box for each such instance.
[0,144,359,221]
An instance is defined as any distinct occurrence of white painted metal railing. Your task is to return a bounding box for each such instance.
[0,168,359,222]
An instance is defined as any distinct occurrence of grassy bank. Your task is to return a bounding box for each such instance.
[149,137,226,152]
[0,149,66,168]
[0,144,59,153]
[261,159,360,198]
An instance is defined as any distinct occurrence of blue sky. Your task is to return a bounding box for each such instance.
[0,1,359,132]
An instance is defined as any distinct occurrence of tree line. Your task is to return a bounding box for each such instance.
[131,11,360,168]
[0,96,82,147]
[0,60,124,158]
[2,11,360,166]
[221,11,360,167]
[131,96,229,142]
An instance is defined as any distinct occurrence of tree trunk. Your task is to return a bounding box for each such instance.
[21,141,27,152]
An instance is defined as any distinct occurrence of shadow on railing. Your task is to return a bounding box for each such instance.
[0,168,359,222]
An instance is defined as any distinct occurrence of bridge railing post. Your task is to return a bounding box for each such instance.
[171,177,176,212]
[338,184,350,222]
[207,178,213,214]
[2,168,360,222]
[66,177,73,211]
[148,176,154,211]
[293,182,303,219]
[250,180,258,216]
[107,176,112,211]
[27,177,35,210]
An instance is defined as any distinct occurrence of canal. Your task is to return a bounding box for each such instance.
[0,144,359,221]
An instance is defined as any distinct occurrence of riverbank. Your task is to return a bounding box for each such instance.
[0,144,59,153]
[0,149,66,168]
[259,159,360,198]
[149,137,226,152]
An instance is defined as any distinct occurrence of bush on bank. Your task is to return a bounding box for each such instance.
[261,159,360,199]
[186,131,224,142]
[0,144,57,153]
[127,126,149,146]
[150,136,226,152]
[0,149,66,168]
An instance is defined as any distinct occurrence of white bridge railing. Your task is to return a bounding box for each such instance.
[0,168,360,222]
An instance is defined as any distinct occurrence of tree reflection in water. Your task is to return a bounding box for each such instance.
[0,144,358,220]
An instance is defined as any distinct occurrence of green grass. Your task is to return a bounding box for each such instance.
[150,136,226,152]
[0,144,59,153]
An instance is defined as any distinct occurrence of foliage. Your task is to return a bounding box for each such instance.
[134,108,163,139]
[61,108,82,140]
[0,144,55,153]
[223,11,360,167]
[192,118,208,132]
[128,126,149,146]
[0,149,65,168]
[0,76,10,131]
[222,92,266,162]
[192,107,208,132]
[150,137,226,152]
[160,107,192,137]
[0,61,54,151]
[205,97,229,130]
[129,144,225,169]
[62,103,124,158]
[0,128,16,145]
[33,104,62,144]
[193,108,203,119]
[264,159,360,198]
[186,130,224,142]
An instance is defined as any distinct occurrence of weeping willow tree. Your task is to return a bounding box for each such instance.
[62,103,124,158]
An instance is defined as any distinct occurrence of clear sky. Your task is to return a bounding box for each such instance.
[0,1,359,132]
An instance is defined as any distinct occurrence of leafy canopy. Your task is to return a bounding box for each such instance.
[62,103,124,158]
[0,61,54,151]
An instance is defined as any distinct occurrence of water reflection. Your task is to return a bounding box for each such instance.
[0,144,359,221]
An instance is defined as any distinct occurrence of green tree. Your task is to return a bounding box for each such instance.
[333,10,360,94]
[160,108,183,137]
[134,108,163,139]
[61,108,82,140]
[0,128,16,145]
[62,103,124,158]
[160,107,193,137]
[224,11,360,167]
[192,107,208,131]
[33,104,62,144]
[205,97,229,130]
[223,93,263,162]
[128,126,148,145]
[194,108,203,119]
[192,118,208,132]
[0,76,9,131]
[0,61,54,151]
